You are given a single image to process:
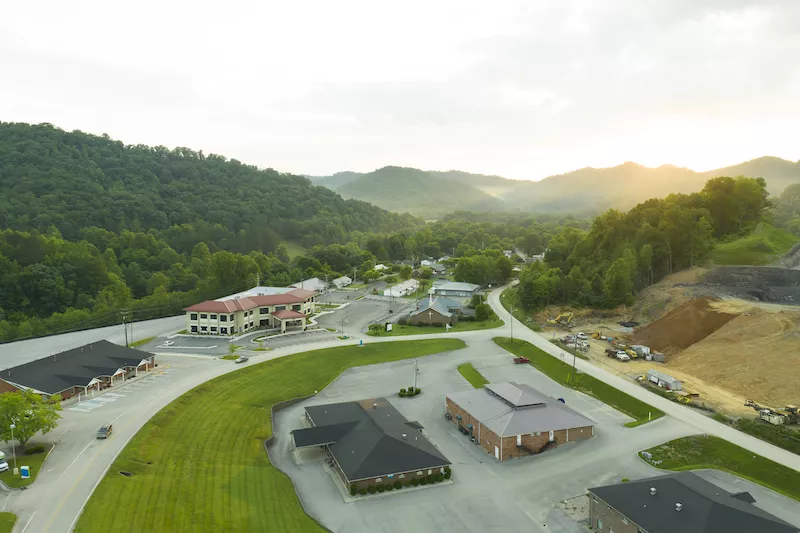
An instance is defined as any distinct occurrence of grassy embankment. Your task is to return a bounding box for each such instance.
[499,288,542,331]
[0,513,16,533]
[0,445,52,488]
[494,337,664,427]
[282,241,306,258]
[457,363,489,388]
[74,339,466,533]
[130,336,155,348]
[709,223,798,265]
[641,435,800,501]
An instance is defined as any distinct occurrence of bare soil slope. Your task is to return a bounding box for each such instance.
[670,308,800,407]
[631,296,739,356]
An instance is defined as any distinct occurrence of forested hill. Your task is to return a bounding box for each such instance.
[0,122,421,250]
[316,166,504,216]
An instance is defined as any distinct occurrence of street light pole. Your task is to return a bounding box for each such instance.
[510,305,514,343]
[9,423,16,471]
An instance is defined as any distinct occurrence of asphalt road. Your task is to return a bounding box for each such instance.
[0,315,185,369]
[3,285,799,532]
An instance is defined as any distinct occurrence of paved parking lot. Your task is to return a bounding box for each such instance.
[315,298,409,335]
[270,338,703,533]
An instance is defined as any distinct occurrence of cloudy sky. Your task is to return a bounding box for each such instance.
[2,0,799,180]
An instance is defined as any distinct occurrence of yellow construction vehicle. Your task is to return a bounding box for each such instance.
[625,348,638,359]
[745,400,797,425]
[591,332,604,339]
[677,396,692,405]
[547,312,574,327]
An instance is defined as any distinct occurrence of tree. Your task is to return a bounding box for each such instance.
[368,323,384,334]
[0,390,62,446]
[363,269,381,282]
[400,265,413,280]
[603,258,633,306]
[475,303,491,322]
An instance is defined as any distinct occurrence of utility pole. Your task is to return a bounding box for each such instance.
[129,313,134,348]
[121,310,129,347]
[510,305,514,343]
[413,359,418,389]
[353,267,357,284]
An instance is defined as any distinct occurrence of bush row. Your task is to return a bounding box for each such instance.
[350,468,451,496]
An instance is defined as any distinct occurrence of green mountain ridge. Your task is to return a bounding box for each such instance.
[311,157,800,215]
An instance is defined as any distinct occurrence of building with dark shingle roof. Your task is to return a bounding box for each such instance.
[0,340,155,400]
[292,398,451,491]
[588,471,798,533]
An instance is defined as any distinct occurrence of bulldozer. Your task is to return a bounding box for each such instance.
[547,312,574,327]
[744,400,798,425]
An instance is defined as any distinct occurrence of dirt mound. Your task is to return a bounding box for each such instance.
[670,307,800,406]
[631,296,739,356]
[630,267,714,321]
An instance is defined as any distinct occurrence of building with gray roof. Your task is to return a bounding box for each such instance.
[291,397,451,491]
[588,471,798,533]
[432,281,480,297]
[446,382,594,461]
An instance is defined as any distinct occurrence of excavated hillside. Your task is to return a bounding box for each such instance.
[631,296,739,356]
[669,307,800,407]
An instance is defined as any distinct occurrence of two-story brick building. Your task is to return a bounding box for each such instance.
[445,382,594,461]
[184,286,316,335]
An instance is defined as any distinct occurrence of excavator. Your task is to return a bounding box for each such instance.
[546,312,573,327]
[744,400,798,425]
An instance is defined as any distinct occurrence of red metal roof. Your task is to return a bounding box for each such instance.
[272,309,307,320]
[184,289,314,313]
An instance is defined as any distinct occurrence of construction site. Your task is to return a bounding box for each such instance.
[537,265,800,425]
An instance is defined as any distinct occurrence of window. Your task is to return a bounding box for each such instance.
[276,305,286,311]
[200,314,207,319]
[210,314,217,319]
[427,469,432,475]
[398,474,405,479]
[229,314,234,321]
[416,471,423,476]
[200,326,207,332]
[190,326,198,332]
[597,518,603,530]
[249,310,254,316]
[293,304,301,311]
[220,315,227,322]
[260,307,269,314]
[220,327,227,334]
[190,313,198,320]
[210,327,217,332]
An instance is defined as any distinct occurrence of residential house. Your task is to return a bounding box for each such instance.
[588,471,798,533]
[374,264,388,271]
[446,382,594,461]
[291,277,329,293]
[291,398,451,492]
[333,276,352,289]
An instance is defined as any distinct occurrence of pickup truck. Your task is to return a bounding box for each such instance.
[97,424,113,439]
[513,357,530,364]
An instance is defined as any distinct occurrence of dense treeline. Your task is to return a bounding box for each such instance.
[0,122,421,251]
[773,183,800,235]
[515,176,771,309]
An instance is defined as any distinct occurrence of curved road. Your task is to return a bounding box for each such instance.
[4,286,798,532]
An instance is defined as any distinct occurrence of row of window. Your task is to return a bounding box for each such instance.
[190,313,234,321]
[191,326,230,334]
[374,468,441,483]
[190,305,304,322]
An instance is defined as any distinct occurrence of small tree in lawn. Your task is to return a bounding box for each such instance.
[0,390,62,446]
[368,323,384,335]
[475,303,491,322]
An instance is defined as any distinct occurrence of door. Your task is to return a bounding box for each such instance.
[548,430,554,442]
[494,446,499,459]
[516,435,522,446]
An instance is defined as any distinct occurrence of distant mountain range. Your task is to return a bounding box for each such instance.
[308,156,800,217]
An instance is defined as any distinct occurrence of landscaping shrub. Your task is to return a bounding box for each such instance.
[394,480,402,489]
[25,445,45,455]
[444,471,451,479]
[398,317,409,326]
[398,390,406,397]
[377,485,386,493]
[419,478,428,486]
[437,473,444,482]
[386,484,393,491]
[359,488,367,495]
[411,478,419,487]
[368,485,376,494]
[621,478,630,483]
[350,484,357,496]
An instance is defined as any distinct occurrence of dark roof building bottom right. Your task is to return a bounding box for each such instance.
[588,471,798,533]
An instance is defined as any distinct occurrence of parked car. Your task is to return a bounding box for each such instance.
[576,332,588,340]
[97,424,113,439]
[162,340,175,346]
[0,460,8,472]
[235,356,249,364]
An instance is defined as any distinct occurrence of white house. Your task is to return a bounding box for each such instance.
[333,276,353,289]
[420,259,433,266]
[374,264,388,271]
[291,277,329,292]
[503,250,513,259]
[383,279,420,298]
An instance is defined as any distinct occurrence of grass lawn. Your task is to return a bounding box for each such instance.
[0,513,16,533]
[219,355,239,360]
[493,337,664,427]
[641,435,800,501]
[709,223,799,265]
[367,317,504,337]
[457,363,489,388]
[130,336,155,348]
[74,338,466,533]
[282,241,306,259]
[499,288,542,331]
[0,445,52,488]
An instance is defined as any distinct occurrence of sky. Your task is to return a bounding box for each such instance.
[2,0,799,180]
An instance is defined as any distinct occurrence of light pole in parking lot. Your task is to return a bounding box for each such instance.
[9,423,16,472]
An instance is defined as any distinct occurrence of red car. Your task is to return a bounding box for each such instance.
[513,357,530,364]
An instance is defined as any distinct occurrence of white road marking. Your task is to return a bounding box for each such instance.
[21,512,36,533]
[58,439,96,481]
[68,407,93,413]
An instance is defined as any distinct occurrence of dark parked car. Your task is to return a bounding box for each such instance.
[97,424,113,439]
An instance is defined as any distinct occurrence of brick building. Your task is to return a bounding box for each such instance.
[588,471,797,533]
[445,382,594,461]
[0,340,155,401]
[292,398,451,492]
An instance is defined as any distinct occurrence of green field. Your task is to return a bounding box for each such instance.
[130,336,155,348]
[0,513,16,533]
[282,241,306,258]
[0,446,51,488]
[709,223,798,265]
[74,339,466,533]
[457,363,489,388]
[641,435,800,501]
[493,337,663,427]
[368,317,504,337]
